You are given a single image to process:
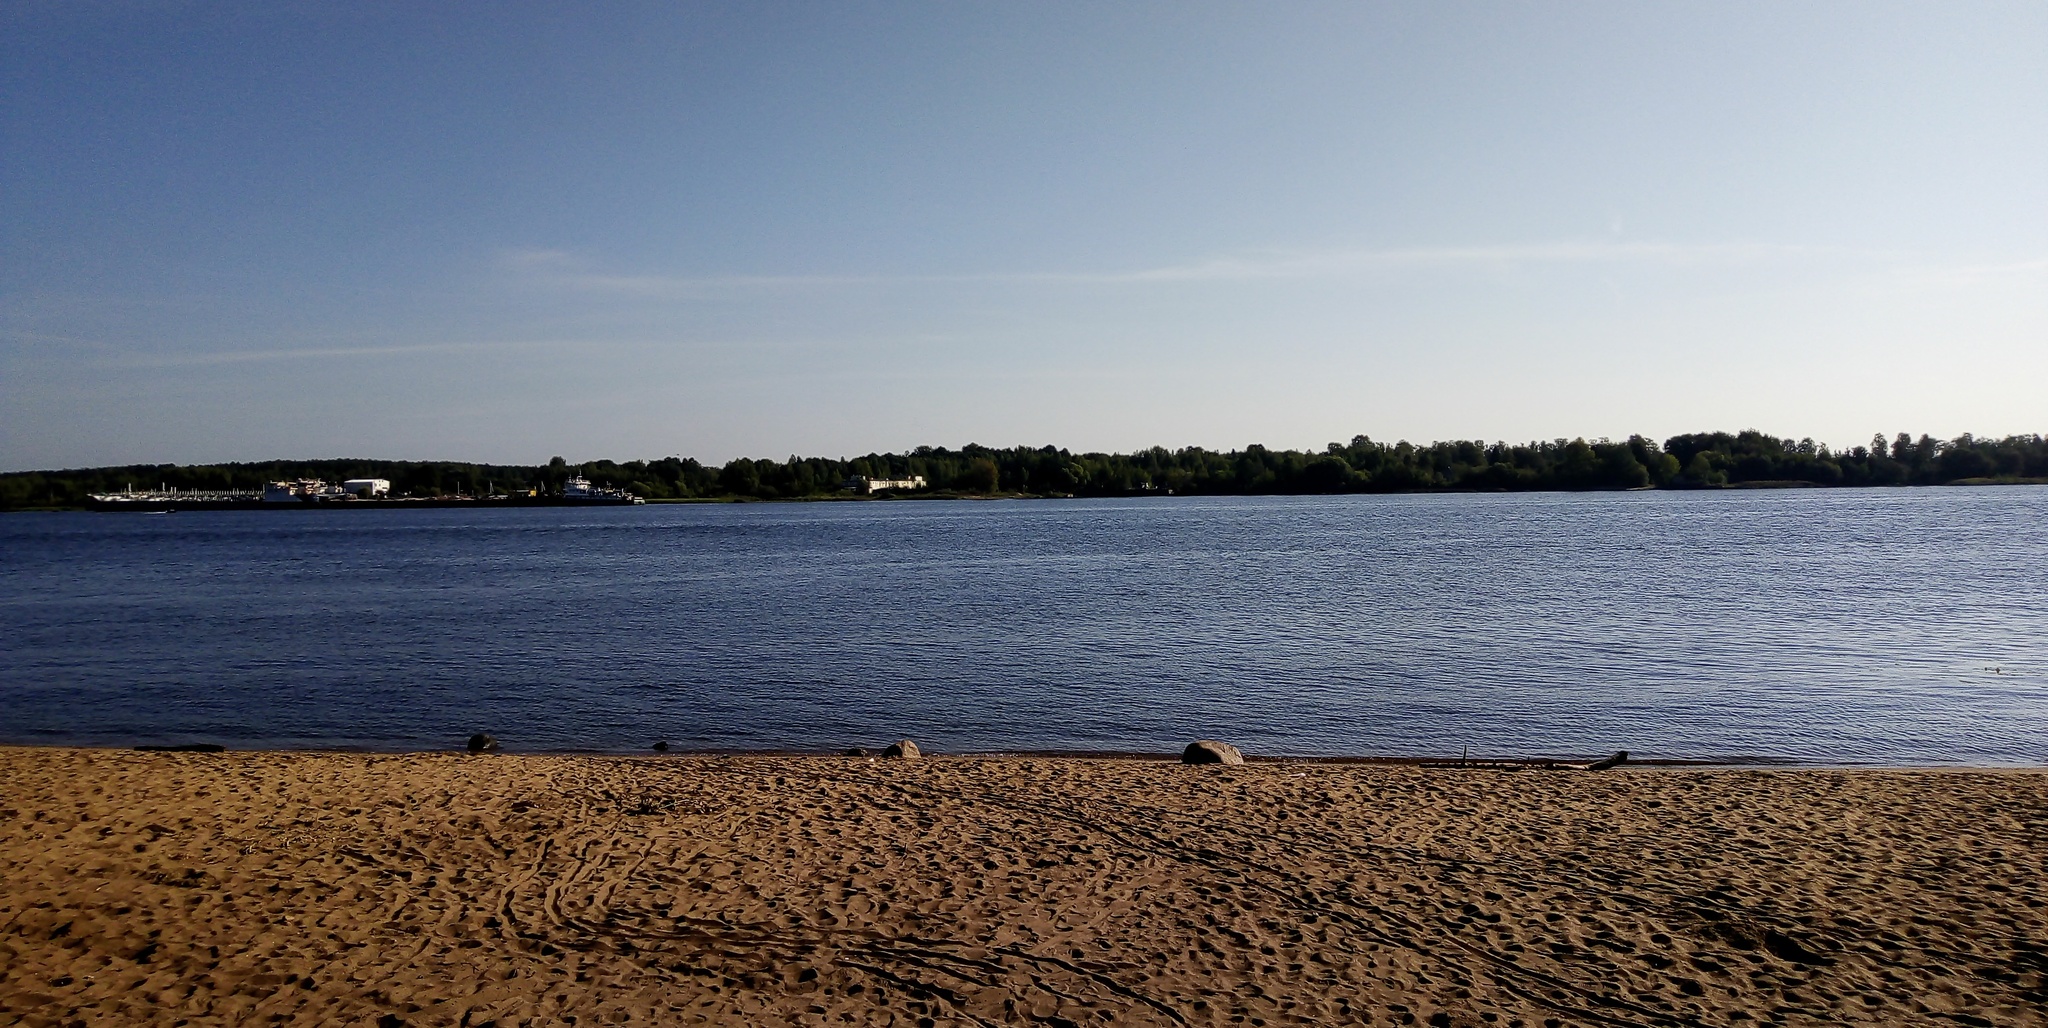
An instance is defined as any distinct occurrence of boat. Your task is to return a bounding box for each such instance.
[560,475,645,504]
[89,484,263,511]
[264,479,349,503]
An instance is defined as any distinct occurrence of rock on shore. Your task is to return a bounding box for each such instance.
[1181,739,1245,765]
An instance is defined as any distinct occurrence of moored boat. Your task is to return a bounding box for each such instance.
[560,475,645,504]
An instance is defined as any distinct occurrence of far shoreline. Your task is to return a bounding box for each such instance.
[6,475,2048,514]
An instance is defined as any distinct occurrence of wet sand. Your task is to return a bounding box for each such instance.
[1,746,2044,1026]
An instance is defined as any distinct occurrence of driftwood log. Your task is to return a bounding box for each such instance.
[1421,750,1628,771]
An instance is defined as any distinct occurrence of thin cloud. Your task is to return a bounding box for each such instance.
[496,247,582,268]
[555,271,908,294]
[1896,257,2048,287]
[0,328,131,353]
[80,334,866,369]
[529,240,1915,295]
[1097,241,1901,281]
[94,338,554,369]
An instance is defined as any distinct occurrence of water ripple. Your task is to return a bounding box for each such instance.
[2,488,2045,763]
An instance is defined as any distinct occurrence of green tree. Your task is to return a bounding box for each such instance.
[960,458,999,493]
[718,459,760,496]
[1299,456,1357,493]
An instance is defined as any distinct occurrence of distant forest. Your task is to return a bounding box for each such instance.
[3,430,2045,510]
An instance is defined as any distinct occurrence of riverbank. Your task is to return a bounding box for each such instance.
[8,477,2048,513]
[7,431,2046,512]
[2,747,2042,1026]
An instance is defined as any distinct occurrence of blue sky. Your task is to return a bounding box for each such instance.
[3,1,2043,470]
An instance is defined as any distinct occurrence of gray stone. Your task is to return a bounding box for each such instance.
[1181,740,1245,765]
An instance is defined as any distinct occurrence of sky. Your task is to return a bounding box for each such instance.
[3,1,2044,471]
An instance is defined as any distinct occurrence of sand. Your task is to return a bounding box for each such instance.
[1,747,2043,1027]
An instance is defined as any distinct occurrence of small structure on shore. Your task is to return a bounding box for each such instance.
[881,739,921,758]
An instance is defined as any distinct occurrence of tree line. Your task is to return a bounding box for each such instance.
[3,430,2043,510]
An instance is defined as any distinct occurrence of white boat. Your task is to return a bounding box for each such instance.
[560,475,644,504]
[262,479,347,503]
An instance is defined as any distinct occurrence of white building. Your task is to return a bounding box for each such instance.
[340,478,391,497]
[844,475,928,494]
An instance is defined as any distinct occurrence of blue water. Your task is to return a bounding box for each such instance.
[2,489,2044,764]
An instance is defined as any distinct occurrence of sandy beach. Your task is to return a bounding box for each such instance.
[1,747,2043,1027]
